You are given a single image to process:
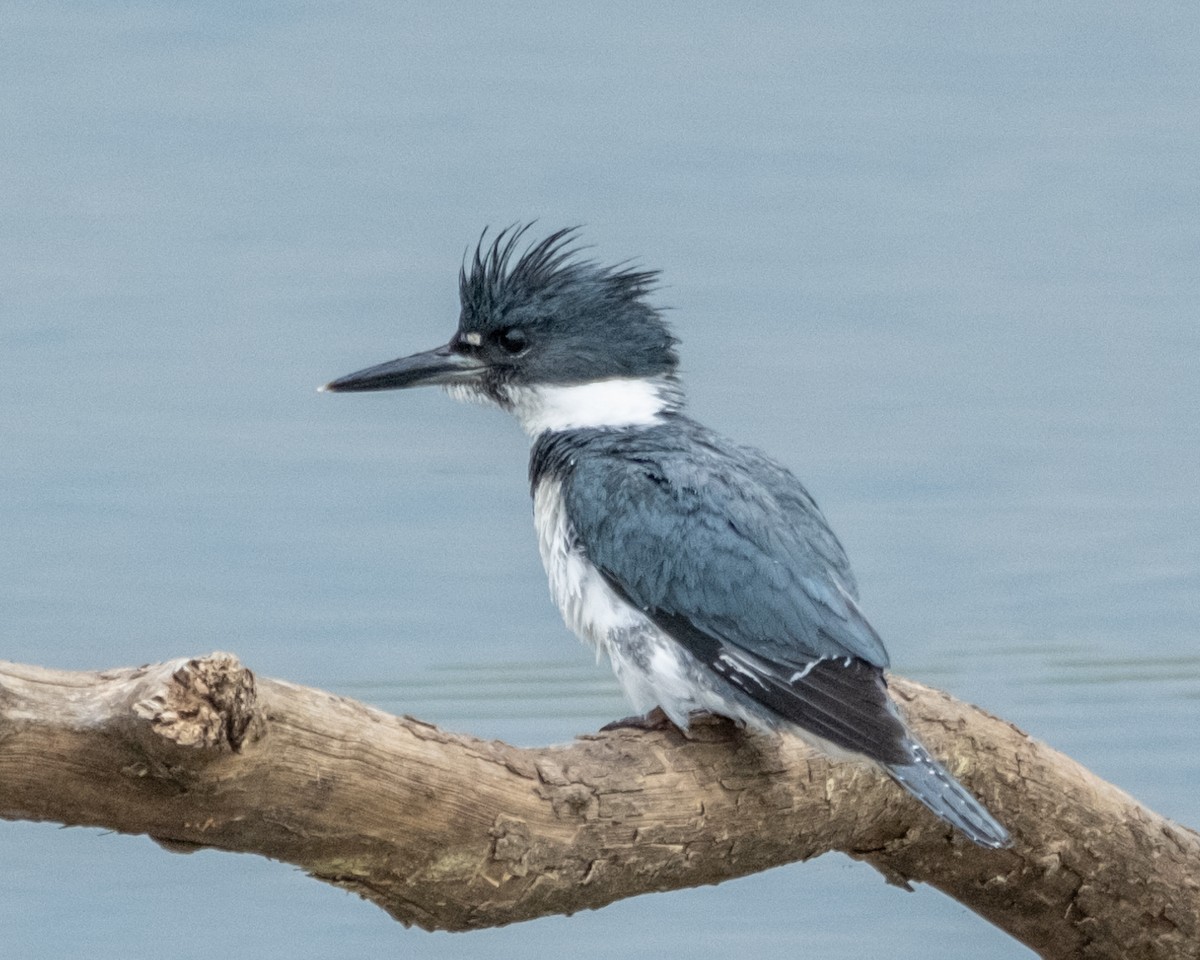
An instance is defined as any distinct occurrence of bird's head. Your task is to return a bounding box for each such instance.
[321,226,682,434]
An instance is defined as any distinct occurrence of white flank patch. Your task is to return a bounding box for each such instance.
[533,480,641,647]
[506,377,676,435]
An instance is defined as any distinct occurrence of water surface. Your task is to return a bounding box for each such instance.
[2,5,1197,958]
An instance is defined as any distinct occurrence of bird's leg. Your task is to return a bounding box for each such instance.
[600,706,676,732]
[601,708,743,745]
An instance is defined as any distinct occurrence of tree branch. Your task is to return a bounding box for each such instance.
[0,654,1196,958]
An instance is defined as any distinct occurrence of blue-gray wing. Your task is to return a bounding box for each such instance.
[562,431,889,669]
[558,424,909,763]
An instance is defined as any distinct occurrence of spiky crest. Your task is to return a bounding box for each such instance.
[459,225,660,315]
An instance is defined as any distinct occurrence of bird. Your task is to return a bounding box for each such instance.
[320,225,1011,849]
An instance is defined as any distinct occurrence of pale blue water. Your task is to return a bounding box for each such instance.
[2,4,1198,958]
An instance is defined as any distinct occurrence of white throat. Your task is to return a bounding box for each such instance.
[504,376,680,435]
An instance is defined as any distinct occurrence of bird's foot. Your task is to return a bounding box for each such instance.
[601,706,677,732]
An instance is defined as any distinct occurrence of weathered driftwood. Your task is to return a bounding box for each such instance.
[0,654,1196,959]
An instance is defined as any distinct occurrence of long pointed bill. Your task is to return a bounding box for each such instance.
[319,344,486,393]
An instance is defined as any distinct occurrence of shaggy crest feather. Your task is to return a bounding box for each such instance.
[458,225,662,317]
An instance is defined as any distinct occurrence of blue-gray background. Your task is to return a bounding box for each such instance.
[2,4,1197,958]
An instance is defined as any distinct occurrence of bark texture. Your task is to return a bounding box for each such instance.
[0,654,1196,959]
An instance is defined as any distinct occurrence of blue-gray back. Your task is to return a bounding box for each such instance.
[529,416,890,670]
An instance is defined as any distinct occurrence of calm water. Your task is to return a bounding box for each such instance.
[3,5,1198,958]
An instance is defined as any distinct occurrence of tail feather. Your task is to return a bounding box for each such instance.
[885,741,1011,849]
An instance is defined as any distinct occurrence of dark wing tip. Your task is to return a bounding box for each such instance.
[712,652,912,765]
[640,604,912,767]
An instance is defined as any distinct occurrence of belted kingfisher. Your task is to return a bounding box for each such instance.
[321,226,1011,849]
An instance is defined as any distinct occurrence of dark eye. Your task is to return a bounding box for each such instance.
[497,327,528,354]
